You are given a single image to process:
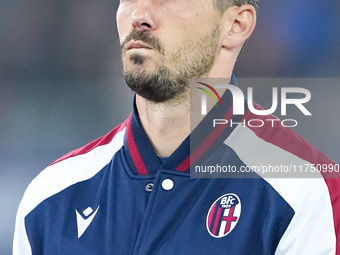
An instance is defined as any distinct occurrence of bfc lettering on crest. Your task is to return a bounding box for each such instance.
[206,193,241,238]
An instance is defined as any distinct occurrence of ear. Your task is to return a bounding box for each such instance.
[222,4,257,50]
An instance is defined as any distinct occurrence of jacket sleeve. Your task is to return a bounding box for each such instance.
[272,177,337,255]
[13,199,33,255]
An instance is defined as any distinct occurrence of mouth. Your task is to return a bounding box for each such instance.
[126,40,153,51]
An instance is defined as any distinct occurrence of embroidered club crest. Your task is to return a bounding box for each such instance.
[206,193,241,238]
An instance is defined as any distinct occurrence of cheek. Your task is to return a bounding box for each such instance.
[116,5,133,42]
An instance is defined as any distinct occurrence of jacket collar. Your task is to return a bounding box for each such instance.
[123,76,245,176]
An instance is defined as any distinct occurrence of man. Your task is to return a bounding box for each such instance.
[14,0,340,254]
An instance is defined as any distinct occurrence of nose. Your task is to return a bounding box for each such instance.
[131,1,157,31]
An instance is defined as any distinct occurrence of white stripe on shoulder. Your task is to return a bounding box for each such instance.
[23,127,125,215]
[224,125,336,255]
[13,127,126,255]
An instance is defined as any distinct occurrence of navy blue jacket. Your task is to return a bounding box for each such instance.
[14,90,340,254]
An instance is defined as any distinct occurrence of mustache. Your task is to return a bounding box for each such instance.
[121,30,164,54]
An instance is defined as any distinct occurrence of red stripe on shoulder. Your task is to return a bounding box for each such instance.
[49,119,128,166]
[244,104,333,166]
[245,104,340,253]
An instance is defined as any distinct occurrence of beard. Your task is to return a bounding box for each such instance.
[122,25,220,103]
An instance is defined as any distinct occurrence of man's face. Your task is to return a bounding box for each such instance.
[117,0,222,102]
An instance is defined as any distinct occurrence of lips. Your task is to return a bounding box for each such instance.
[126,41,152,51]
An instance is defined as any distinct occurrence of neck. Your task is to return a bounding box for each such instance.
[136,92,190,157]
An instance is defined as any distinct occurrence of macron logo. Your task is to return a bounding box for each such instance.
[75,206,100,238]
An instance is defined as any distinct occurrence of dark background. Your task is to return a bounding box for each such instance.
[1,0,340,253]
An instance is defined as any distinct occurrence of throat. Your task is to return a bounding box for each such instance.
[136,94,190,157]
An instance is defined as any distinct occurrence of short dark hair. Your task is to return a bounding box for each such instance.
[214,0,259,13]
